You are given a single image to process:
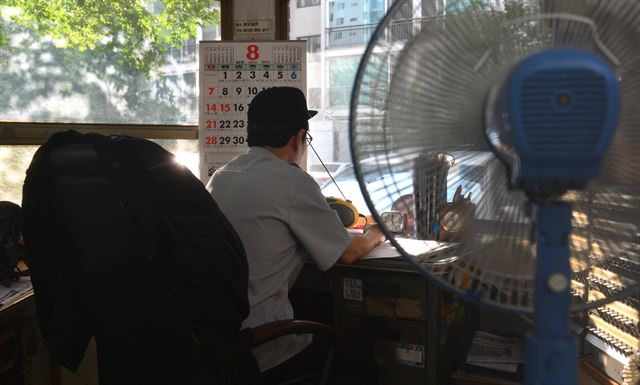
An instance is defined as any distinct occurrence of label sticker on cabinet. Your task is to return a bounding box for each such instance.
[396,343,424,367]
[343,278,363,301]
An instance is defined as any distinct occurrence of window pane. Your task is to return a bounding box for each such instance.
[0,139,198,204]
[152,139,200,177]
[297,0,321,7]
[298,35,321,54]
[328,56,359,109]
[0,146,37,204]
[0,2,220,127]
[290,0,389,168]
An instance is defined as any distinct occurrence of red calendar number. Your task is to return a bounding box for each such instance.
[246,44,260,60]
[208,87,215,95]
[204,136,246,145]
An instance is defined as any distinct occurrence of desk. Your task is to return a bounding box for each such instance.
[293,254,479,385]
[0,283,35,385]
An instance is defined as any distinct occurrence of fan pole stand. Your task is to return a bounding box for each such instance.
[525,202,577,385]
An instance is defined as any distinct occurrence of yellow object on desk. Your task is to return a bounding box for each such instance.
[326,196,360,228]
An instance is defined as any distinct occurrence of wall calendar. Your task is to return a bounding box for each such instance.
[198,40,307,181]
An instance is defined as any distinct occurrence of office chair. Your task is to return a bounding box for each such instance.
[21,131,348,385]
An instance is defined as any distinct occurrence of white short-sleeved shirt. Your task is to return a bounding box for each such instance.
[206,146,351,372]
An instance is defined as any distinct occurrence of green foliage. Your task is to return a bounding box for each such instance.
[503,0,532,18]
[453,0,532,17]
[0,0,219,72]
[0,19,191,124]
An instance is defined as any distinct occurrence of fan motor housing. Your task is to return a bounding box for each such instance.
[490,48,620,197]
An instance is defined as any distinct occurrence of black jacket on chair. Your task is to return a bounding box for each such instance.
[22,131,257,384]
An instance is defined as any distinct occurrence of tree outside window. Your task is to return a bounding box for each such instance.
[0,1,221,202]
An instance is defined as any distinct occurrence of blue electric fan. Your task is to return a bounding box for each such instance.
[349,1,640,384]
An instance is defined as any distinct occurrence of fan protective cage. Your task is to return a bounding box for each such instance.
[350,0,640,314]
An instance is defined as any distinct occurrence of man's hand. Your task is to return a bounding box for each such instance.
[339,224,386,264]
[363,224,386,246]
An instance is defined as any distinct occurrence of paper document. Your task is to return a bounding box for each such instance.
[470,362,519,374]
[0,278,32,307]
[465,331,524,373]
[364,241,401,259]
[363,238,456,260]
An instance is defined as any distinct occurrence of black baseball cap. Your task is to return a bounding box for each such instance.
[248,87,317,128]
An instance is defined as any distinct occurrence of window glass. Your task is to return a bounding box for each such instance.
[297,0,321,7]
[0,1,220,203]
[310,163,341,172]
[328,55,387,109]
[0,1,219,126]
[0,146,37,203]
[298,35,321,54]
[290,0,389,169]
[328,56,359,109]
[0,139,198,205]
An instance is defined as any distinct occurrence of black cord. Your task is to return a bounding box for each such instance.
[307,142,348,201]
[359,214,368,228]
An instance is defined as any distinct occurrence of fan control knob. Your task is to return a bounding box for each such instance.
[547,273,568,293]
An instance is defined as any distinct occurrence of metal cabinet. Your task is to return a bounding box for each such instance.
[293,258,477,385]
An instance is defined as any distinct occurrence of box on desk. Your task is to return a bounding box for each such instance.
[332,265,477,385]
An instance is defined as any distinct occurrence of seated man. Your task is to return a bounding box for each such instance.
[207,87,384,380]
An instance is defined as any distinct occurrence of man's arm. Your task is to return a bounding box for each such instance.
[339,226,386,264]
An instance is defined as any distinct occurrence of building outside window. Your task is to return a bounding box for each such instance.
[364,0,385,23]
[328,56,360,109]
[290,0,393,164]
[298,35,322,54]
[297,0,321,8]
[291,0,478,165]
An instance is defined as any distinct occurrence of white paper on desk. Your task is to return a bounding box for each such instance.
[363,241,401,259]
[0,278,32,306]
[363,238,455,260]
[467,361,519,374]
[466,331,524,365]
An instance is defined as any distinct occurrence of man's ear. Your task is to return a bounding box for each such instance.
[289,128,306,153]
[293,128,306,149]
[297,128,306,144]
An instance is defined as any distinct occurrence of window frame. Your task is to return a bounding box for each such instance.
[0,122,197,145]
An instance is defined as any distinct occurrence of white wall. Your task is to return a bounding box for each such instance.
[233,0,276,40]
[289,4,322,38]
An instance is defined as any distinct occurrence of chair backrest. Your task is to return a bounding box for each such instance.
[22,131,257,384]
